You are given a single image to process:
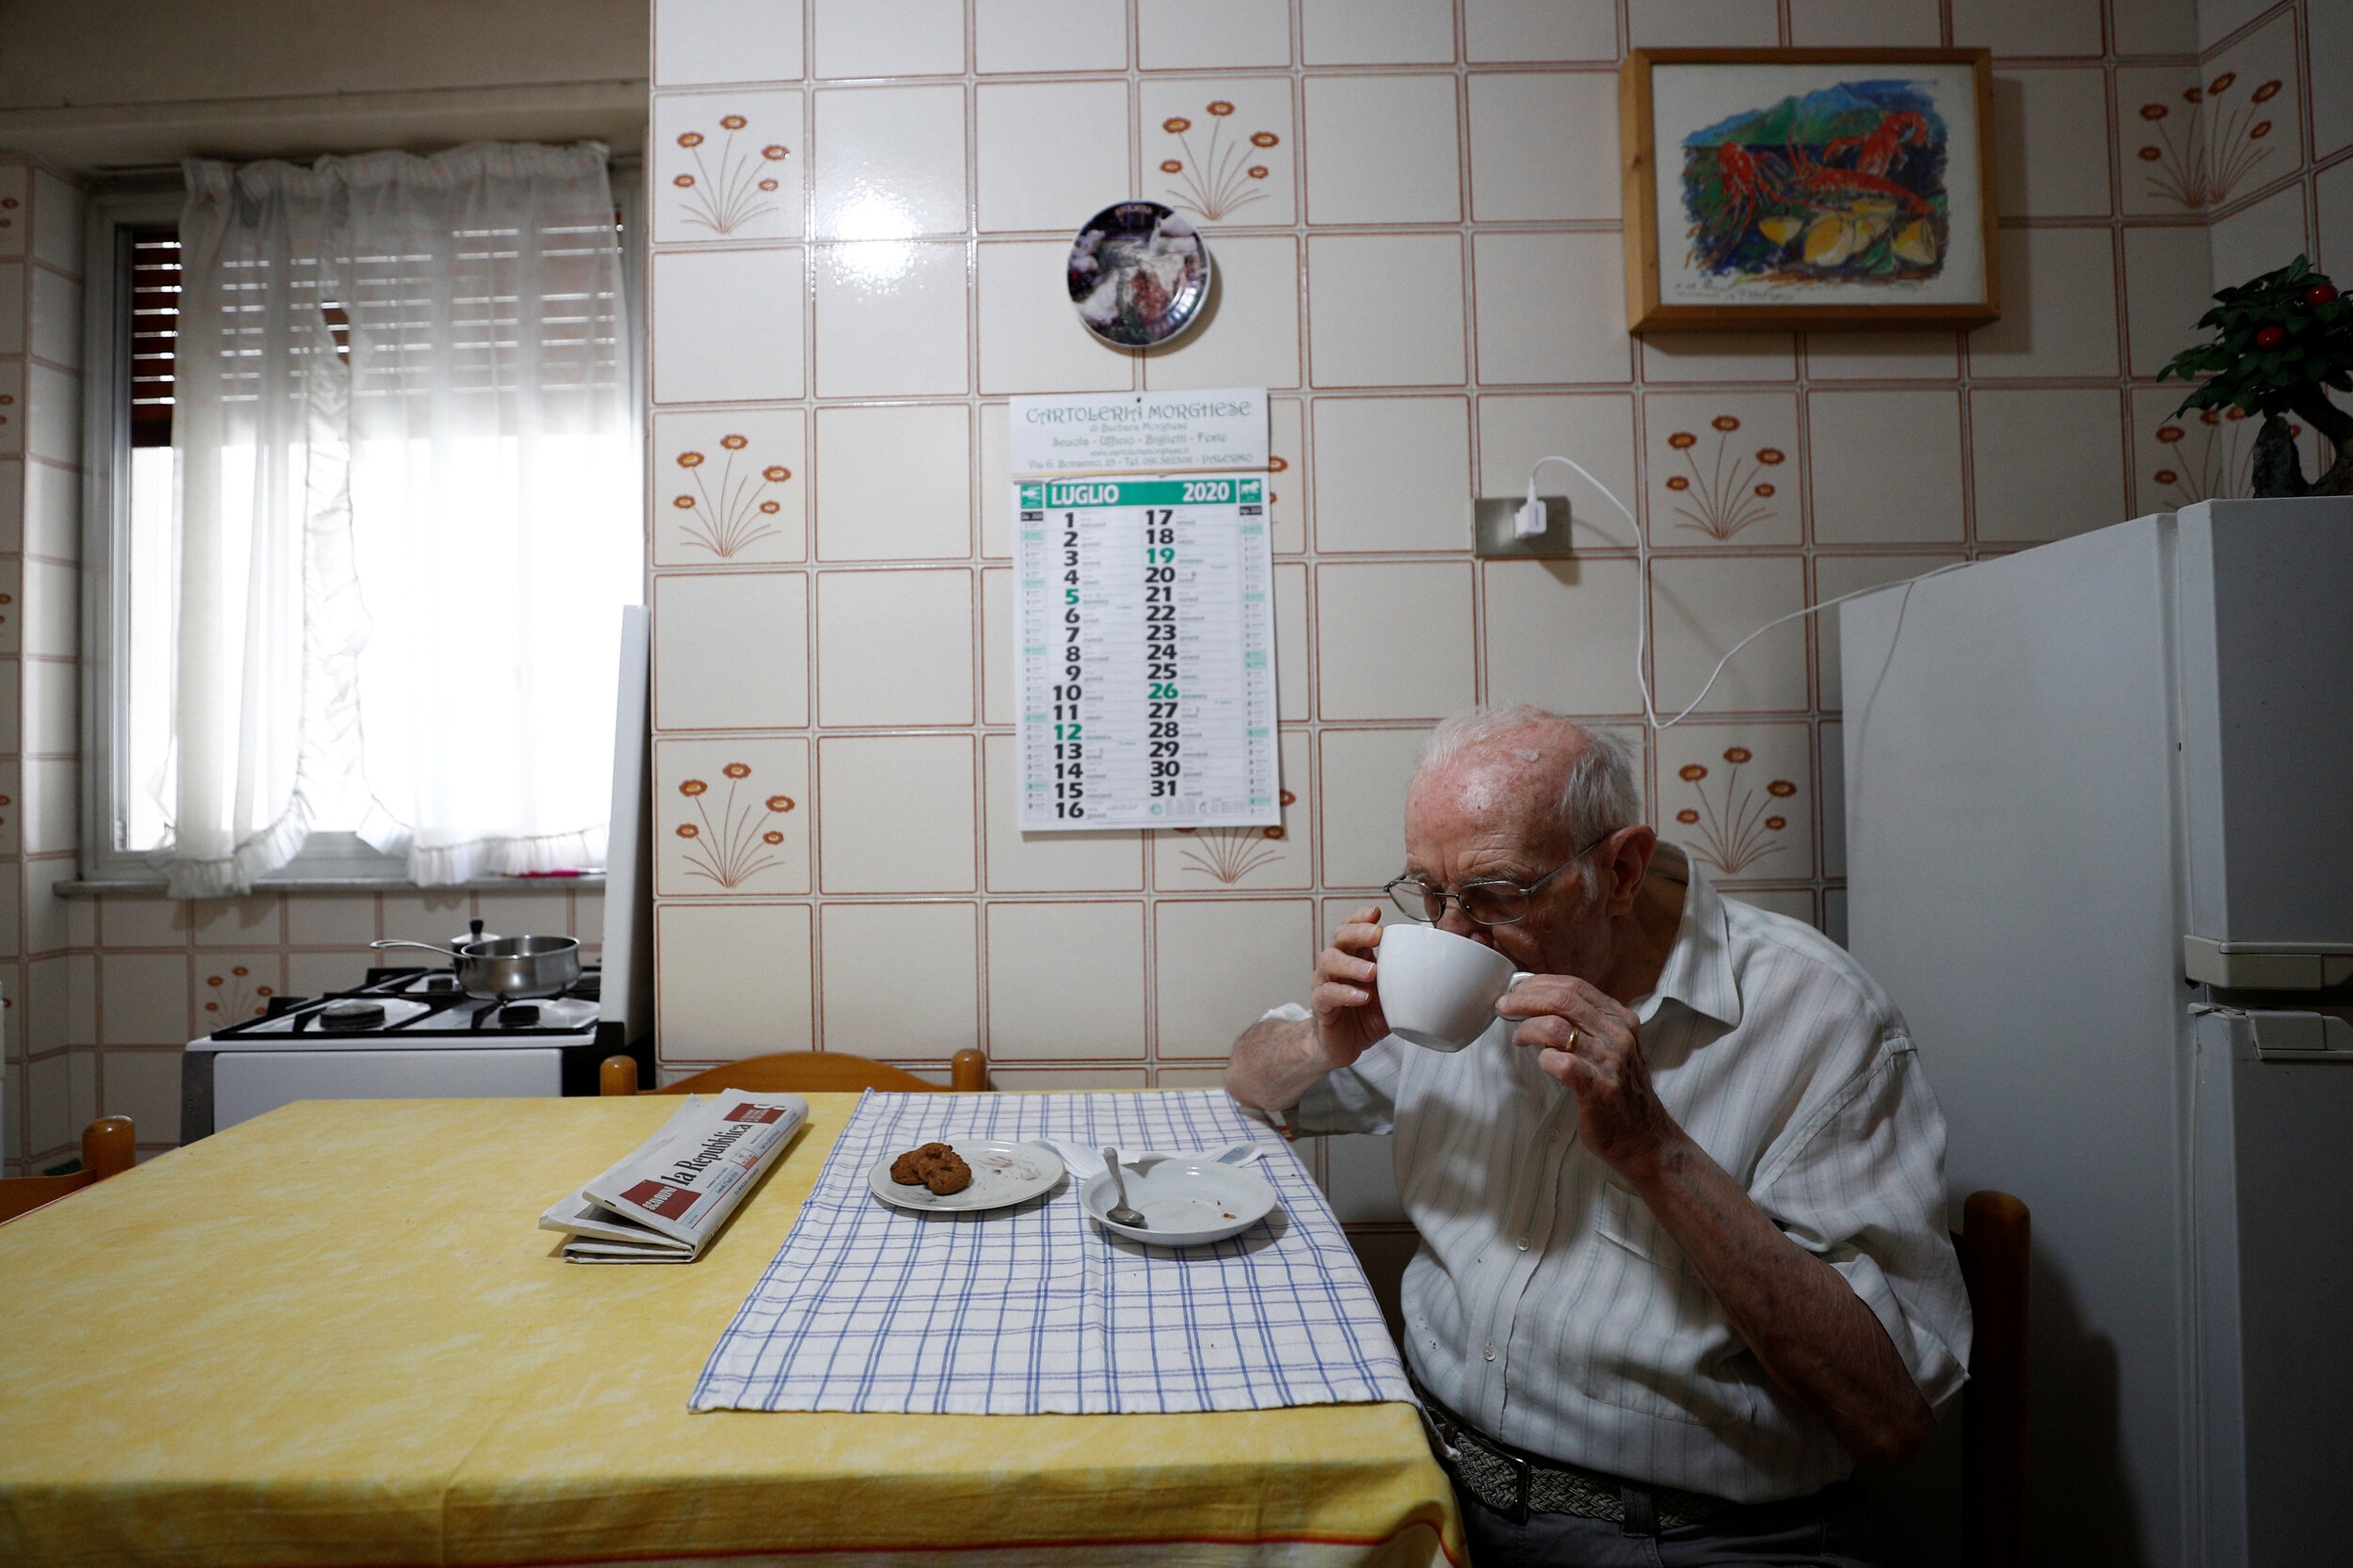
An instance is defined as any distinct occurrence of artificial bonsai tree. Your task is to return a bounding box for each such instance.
[2158,254,2353,496]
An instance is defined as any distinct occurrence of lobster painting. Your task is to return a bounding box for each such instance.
[1781,142,1932,216]
[1825,110,1930,177]
[1680,81,1950,284]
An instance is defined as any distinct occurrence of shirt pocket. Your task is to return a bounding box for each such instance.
[1595,1180,1676,1266]
[1577,1182,1763,1430]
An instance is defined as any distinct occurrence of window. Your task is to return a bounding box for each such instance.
[84,157,645,888]
[121,225,182,858]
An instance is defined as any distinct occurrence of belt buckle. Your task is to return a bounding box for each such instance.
[1418,1384,1532,1527]
[1501,1447,1532,1526]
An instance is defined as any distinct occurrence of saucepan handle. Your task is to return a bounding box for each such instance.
[370,938,457,956]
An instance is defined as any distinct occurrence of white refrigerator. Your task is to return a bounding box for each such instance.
[1839,499,2353,1568]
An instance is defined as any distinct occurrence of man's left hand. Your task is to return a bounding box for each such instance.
[1498,976,1682,1176]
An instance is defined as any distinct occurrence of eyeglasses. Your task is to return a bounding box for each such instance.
[1384,831,1616,927]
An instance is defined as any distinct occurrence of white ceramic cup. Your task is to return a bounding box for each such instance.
[1375,922,1532,1053]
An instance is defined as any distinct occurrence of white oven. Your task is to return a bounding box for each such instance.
[211,1047,572,1129]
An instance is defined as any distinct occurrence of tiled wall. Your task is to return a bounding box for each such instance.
[7,0,2349,1173]
[0,154,84,1176]
[642,0,2352,1099]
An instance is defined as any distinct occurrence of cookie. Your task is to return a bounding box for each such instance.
[890,1141,958,1186]
[921,1149,973,1195]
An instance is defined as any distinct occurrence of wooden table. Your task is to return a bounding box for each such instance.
[0,1094,1460,1567]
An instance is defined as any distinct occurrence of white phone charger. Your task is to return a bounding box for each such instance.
[1514,477,1546,539]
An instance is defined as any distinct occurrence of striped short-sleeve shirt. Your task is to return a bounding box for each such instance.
[1289,858,1971,1503]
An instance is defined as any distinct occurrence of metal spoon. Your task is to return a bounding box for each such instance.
[1100,1147,1146,1228]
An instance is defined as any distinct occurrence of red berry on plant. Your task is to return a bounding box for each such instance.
[2255,325,2287,348]
[2306,282,2339,306]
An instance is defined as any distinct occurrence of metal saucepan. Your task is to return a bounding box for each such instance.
[369,935,582,1000]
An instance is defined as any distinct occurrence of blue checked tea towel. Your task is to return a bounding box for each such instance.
[690,1090,1415,1415]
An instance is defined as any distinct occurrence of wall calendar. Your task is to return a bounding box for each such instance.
[1015,474,1277,831]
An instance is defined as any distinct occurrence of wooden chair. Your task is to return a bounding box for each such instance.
[0,1116,136,1225]
[600,1048,989,1096]
[1952,1189,2030,1568]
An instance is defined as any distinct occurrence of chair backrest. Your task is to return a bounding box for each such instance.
[600,1048,989,1096]
[1952,1189,2030,1568]
[0,1116,136,1225]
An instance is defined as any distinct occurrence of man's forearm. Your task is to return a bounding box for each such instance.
[1621,1136,1935,1467]
[1223,1016,1336,1114]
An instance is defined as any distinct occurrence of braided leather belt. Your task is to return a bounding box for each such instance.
[1420,1390,1736,1531]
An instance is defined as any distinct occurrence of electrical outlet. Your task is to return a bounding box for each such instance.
[1472,495,1575,557]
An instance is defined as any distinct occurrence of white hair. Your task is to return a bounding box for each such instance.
[1414,706,1643,891]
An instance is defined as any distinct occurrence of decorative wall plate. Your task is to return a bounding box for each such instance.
[1066,200,1213,347]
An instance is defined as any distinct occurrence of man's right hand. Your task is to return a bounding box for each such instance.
[1310,904,1389,1067]
[1224,905,1395,1115]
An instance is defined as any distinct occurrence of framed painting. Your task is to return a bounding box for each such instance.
[1620,48,1999,332]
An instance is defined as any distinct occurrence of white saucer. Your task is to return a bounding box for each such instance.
[868,1139,1064,1213]
[1080,1153,1279,1246]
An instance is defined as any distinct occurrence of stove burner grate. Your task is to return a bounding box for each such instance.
[205,965,608,1043]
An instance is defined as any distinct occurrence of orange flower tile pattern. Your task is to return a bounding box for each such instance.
[2134,72,2284,210]
[671,435,793,558]
[2147,406,2287,505]
[1673,748,1801,877]
[673,114,792,235]
[1175,791,1297,884]
[1662,414,1786,541]
[675,765,798,888]
[1158,100,1283,222]
[200,966,275,1022]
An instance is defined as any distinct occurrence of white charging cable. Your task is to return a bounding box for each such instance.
[1526,455,1973,731]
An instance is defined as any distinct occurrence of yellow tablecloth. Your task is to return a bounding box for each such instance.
[0,1095,1461,1568]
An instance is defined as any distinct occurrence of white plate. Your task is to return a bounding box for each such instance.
[1080,1153,1280,1246]
[867,1139,1065,1214]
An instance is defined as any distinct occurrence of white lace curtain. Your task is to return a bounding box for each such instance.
[167,142,641,896]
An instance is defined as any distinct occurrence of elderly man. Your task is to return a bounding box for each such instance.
[1225,707,1967,1568]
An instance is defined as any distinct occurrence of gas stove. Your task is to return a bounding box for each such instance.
[206,967,608,1046]
[183,963,651,1140]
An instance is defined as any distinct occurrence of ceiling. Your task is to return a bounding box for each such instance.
[0,0,648,173]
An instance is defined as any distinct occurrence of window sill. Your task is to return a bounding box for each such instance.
[57,875,607,897]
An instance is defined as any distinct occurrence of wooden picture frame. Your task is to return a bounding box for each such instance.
[1620,48,2000,333]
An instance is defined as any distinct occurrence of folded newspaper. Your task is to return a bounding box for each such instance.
[539,1091,808,1263]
